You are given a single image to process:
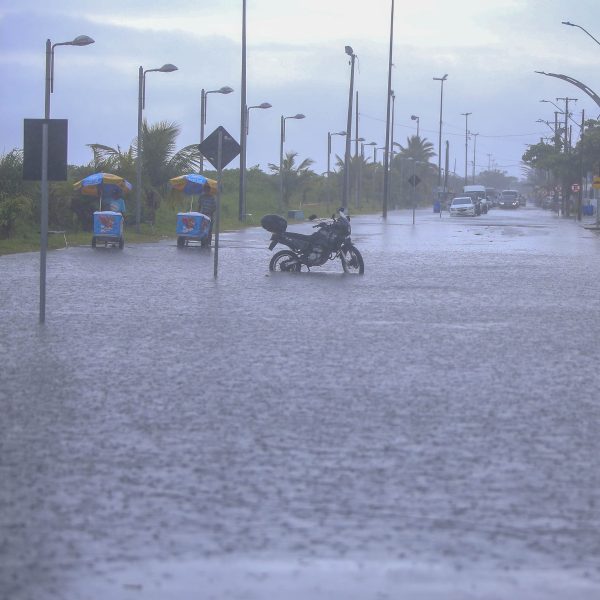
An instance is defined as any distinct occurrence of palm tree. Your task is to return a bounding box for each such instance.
[396,135,436,162]
[333,153,373,207]
[268,151,315,207]
[393,136,437,208]
[88,120,200,222]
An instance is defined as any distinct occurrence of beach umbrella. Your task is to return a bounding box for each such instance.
[73,172,133,197]
[169,173,217,196]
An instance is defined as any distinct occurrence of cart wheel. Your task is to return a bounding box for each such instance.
[91,236,96,248]
[177,236,185,248]
[118,236,124,250]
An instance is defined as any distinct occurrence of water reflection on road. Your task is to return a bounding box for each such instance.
[1,207,600,599]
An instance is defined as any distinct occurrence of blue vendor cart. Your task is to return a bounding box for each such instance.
[92,210,124,249]
[175,212,212,247]
[73,172,131,250]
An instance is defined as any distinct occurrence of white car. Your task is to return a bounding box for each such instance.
[450,196,476,217]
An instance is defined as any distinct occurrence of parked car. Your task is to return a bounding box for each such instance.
[449,196,476,217]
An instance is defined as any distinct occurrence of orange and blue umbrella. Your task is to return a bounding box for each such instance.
[73,172,133,197]
[169,174,217,196]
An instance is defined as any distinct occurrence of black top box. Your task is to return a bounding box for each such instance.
[261,214,288,233]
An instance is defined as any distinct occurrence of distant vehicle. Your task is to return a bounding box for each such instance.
[450,196,476,217]
[499,190,520,209]
[463,185,488,214]
[542,196,554,210]
[485,187,498,207]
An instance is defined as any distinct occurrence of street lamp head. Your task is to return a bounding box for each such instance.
[345,45,354,56]
[365,141,377,146]
[292,113,305,120]
[70,35,95,46]
[562,21,575,26]
[218,86,234,94]
[411,115,419,120]
[158,63,178,73]
[257,102,272,109]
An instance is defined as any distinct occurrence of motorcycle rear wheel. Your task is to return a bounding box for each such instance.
[340,244,364,274]
[269,250,302,272]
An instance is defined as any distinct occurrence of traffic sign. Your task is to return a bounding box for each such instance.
[571,183,580,193]
[593,176,600,190]
[199,126,240,170]
[408,174,421,187]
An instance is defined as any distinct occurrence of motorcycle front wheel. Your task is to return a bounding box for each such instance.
[269,250,302,272]
[340,244,364,274]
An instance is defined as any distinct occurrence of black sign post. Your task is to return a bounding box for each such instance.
[407,173,421,225]
[23,118,68,323]
[198,126,240,278]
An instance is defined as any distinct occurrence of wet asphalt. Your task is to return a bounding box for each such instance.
[1,206,600,599]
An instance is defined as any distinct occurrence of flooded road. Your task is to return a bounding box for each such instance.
[1,206,600,599]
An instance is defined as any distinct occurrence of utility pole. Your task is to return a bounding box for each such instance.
[461,112,471,185]
[557,97,577,152]
[472,132,479,184]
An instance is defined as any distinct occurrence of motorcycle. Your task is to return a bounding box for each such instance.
[261,208,364,274]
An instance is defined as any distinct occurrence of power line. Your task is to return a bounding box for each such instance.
[360,112,546,139]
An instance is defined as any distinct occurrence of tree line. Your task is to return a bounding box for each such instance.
[1,121,520,241]
[521,118,600,215]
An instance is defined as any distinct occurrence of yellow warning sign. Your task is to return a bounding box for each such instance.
[593,176,600,190]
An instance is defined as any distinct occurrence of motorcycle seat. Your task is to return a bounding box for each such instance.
[280,231,315,243]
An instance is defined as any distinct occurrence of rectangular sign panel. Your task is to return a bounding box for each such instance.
[23,118,68,181]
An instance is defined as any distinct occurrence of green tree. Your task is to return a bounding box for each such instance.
[522,140,579,215]
[392,136,437,207]
[88,120,200,223]
[396,135,436,162]
[476,169,518,191]
[268,151,315,207]
[0,150,34,238]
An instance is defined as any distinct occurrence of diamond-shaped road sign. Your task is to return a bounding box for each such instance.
[408,174,421,187]
[199,126,240,170]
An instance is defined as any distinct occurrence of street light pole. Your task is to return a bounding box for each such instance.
[135,63,178,233]
[240,102,271,219]
[382,0,395,219]
[279,113,305,211]
[40,35,94,324]
[239,0,246,221]
[200,86,233,174]
[389,90,396,209]
[433,74,448,189]
[351,136,365,209]
[343,45,356,210]
[327,130,346,208]
[361,141,376,206]
[411,114,420,137]
[562,21,600,46]
[461,112,471,185]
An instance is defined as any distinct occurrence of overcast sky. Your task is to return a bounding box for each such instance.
[1,0,599,179]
